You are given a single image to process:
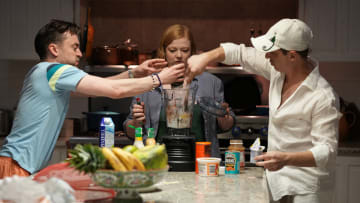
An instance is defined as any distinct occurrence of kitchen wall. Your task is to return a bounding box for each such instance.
[320,62,360,106]
[85,0,298,53]
[1,0,360,120]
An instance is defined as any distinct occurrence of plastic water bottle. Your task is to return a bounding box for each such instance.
[99,117,115,148]
[133,127,144,149]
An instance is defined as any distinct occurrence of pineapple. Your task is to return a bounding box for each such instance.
[66,144,106,174]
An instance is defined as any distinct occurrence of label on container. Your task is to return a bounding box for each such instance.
[197,158,220,176]
[225,151,240,174]
[99,117,115,148]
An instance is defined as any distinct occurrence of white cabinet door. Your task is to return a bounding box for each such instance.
[0,0,75,60]
[335,155,360,203]
[299,0,360,61]
[348,164,360,203]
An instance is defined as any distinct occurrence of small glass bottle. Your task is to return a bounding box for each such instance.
[146,128,156,146]
[133,127,145,149]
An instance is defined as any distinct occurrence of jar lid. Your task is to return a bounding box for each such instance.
[135,127,142,137]
[196,142,211,145]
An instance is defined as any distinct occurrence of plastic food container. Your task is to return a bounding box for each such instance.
[195,142,211,174]
[196,157,221,176]
[250,146,265,163]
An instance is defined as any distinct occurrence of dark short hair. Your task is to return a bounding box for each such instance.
[280,48,310,59]
[34,19,80,59]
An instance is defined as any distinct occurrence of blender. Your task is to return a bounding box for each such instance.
[161,85,198,171]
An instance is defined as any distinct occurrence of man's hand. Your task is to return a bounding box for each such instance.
[133,58,167,78]
[132,102,146,126]
[255,151,289,171]
[158,63,185,85]
[256,150,316,169]
[184,54,209,86]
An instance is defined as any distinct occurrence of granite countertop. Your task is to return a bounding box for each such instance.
[139,167,267,203]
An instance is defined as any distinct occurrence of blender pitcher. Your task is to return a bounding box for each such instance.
[162,85,198,136]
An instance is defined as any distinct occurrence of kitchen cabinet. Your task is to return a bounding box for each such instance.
[0,0,79,60]
[334,154,360,203]
[299,0,360,61]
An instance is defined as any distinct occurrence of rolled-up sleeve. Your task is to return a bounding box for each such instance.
[309,94,341,169]
[220,43,272,80]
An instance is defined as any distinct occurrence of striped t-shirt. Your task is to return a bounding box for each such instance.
[0,62,87,173]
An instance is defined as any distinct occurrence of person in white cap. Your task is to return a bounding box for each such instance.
[185,18,341,203]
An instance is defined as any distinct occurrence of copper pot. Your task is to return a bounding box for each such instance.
[92,45,119,65]
[118,39,139,65]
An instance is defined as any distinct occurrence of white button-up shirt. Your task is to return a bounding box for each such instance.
[221,43,341,201]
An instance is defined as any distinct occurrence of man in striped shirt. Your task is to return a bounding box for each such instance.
[0,19,185,178]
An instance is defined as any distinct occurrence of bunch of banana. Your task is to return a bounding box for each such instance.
[102,147,145,171]
[67,144,167,173]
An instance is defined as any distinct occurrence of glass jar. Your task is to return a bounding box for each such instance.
[225,139,245,174]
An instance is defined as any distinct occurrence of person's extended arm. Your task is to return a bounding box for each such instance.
[107,59,167,80]
[256,96,340,171]
[185,47,225,85]
[75,63,184,98]
[255,150,316,171]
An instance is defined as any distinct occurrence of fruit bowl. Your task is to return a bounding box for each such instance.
[92,166,169,189]
[92,166,168,202]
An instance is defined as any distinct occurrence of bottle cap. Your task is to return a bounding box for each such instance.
[102,117,112,125]
[135,127,142,137]
[147,128,155,138]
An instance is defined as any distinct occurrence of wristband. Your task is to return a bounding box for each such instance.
[153,73,162,87]
[150,75,157,91]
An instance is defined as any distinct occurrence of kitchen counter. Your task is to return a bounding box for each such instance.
[139,167,267,203]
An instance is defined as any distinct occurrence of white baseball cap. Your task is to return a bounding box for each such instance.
[250,18,313,53]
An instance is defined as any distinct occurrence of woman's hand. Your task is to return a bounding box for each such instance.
[132,102,146,126]
[133,58,167,78]
[217,102,234,131]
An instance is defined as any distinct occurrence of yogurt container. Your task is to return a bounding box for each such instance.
[197,157,221,176]
[250,146,265,163]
